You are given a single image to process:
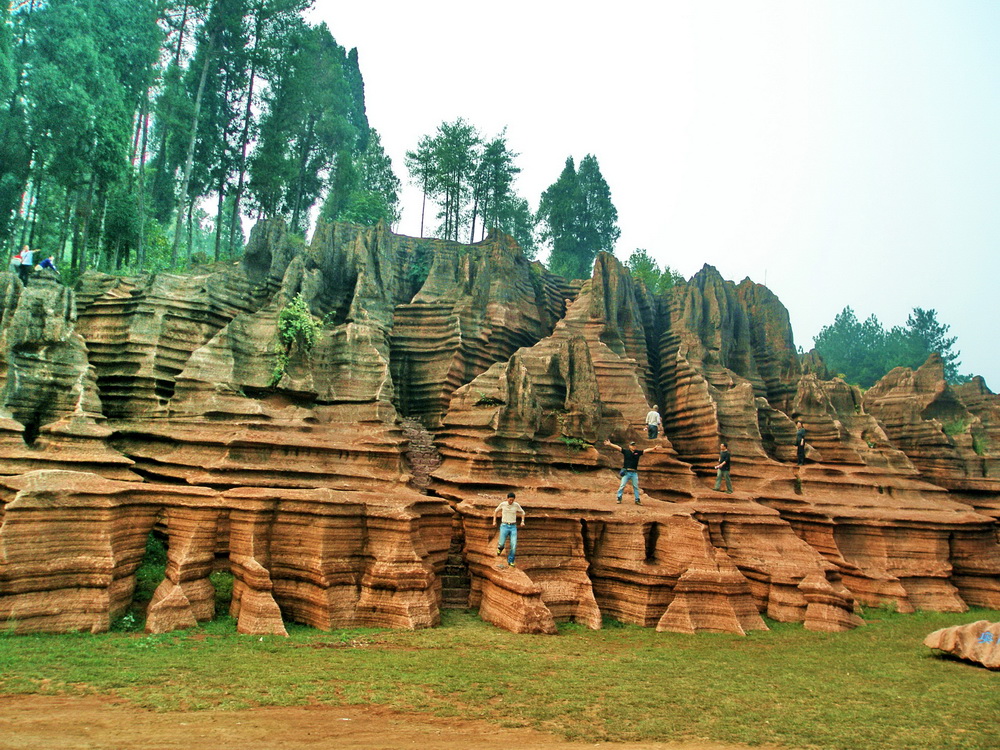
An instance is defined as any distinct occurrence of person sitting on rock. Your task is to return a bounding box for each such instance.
[645,405,663,439]
[604,438,667,505]
[492,492,525,568]
[713,442,733,493]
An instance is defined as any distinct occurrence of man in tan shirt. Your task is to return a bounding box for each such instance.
[492,492,525,567]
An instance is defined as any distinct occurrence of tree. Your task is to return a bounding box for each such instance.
[576,154,620,255]
[321,128,400,227]
[426,118,479,241]
[537,154,619,279]
[248,21,364,234]
[226,0,312,255]
[900,307,965,383]
[813,306,967,387]
[537,157,581,276]
[625,248,683,294]
[14,0,163,271]
[0,3,30,243]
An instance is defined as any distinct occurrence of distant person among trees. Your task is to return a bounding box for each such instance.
[492,492,525,568]
[17,246,33,285]
[645,405,663,439]
[795,421,807,466]
[38,255,58,274]
[604,438,667,505]
[713,442,733,494]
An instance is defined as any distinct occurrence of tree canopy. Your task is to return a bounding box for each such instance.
[625,248,684,295]
[1,0,378,276]
[813,306,967,387]
[537,154,619,279]
[404,120,535,255]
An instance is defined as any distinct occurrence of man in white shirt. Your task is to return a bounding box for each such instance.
[645,405,663,439]
[492,492,525,567]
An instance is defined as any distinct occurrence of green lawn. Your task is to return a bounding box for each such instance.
[2,608,998,749]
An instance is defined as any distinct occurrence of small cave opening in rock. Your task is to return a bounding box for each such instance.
[210,566,235,619]
[21,417,40,446]
[113,528,168,632]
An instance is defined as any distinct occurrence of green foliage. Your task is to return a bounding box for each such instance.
[813,306,969,388]
[405,241,433,288]
[941,418,968,436]
[323,129,401,227]
[248,21,362,235]
[110,531,167,632]
[972,434,987,456]
[405,121,535,249]
[210,570,234,617]
[559,435,588,450]
[538,154,620,279]
[625,248,684,294]
[272,293,319,385]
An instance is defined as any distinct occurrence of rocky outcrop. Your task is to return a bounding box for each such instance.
[0,222,998,639]
[925,621,1000,669]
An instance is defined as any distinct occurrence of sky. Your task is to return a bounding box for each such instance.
[309,1,1000,388]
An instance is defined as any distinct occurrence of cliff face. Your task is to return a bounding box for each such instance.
[0,221,997,636]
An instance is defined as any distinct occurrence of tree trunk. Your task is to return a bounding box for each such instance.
[229,29,260,255]
[186,201,195,263]
[56,190,72,262]
[137,89,150,270]
[290,114,317,233]
[214,175,225,261]
[171,40,215,264]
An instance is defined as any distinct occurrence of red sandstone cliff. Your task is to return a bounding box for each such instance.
[0,222,997,638]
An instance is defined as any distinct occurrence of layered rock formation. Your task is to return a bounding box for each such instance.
[1,219,998,638]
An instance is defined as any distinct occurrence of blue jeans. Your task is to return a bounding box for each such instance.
[618,470,640,502]
[497,523,518,564]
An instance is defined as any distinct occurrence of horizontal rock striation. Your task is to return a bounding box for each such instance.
[0,223,997,639]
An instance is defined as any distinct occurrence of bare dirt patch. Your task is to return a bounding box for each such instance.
[0,695,780,750]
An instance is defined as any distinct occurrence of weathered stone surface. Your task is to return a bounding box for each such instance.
[864,355,998,489]
[0,222,998,639]
[924,620,1000,669]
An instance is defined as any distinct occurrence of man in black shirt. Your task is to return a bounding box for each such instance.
[794,420,806,466]
[604,438,665,504]
[713,442,733,493]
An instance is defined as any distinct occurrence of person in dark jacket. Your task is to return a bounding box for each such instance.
[795,421,807,466]
[713,442,733,493]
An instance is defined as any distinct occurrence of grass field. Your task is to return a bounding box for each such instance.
[2,607,999,749]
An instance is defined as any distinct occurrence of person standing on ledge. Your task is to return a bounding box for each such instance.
[493,492,525,568]
[645,404,663,439]
[605,438,666,505]
[795,420,807,466]
[713,442,733,493]
[17,245,33,285]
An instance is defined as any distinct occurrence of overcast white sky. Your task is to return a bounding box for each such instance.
[311,0,999,388]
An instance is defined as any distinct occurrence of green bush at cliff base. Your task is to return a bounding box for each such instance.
[1,607,998,748]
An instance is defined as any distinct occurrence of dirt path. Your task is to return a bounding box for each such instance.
[0,695,783,750]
